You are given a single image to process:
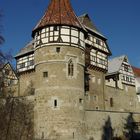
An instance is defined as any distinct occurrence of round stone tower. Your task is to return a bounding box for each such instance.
[32,0,86,139]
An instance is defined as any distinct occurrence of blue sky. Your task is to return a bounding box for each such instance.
[0,0,140,67]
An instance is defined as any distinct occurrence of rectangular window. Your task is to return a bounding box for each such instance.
[110,98,113,107]
[56,47,60,53]
[96,39,101,45]
[43,72,48,78]
[30,60,34,66]
[85,73,89,91]
[20,63,25,69]
[124,64,129,72]
[93,95,97,101]
[79,98,83,104]
[27,60,34,66]
[54,99,57,108]
[126,76,129,82]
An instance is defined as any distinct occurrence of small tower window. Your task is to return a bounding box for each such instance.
[54,99,57,108]
[96,106,99,110]
[43,72,48,78]
[68,60,74,76]
[56,47,60,53]
[110,98,113,107]
[85,73,89,91]
[79,98,83,104]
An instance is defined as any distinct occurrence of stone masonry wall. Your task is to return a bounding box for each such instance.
[85,110,140,140]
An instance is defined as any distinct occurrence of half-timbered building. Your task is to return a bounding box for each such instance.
[0,62,18,96]
[15,41,35,96]
[14,0,140,140]
[79,14,112,110]
[105,55,136,111]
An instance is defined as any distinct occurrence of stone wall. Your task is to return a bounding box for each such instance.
[85,69,106,110]
[85,110,140,140]
[105,84,138,112]
[0,95,34,140]
[34,45,86,140]
[19,70,35,96]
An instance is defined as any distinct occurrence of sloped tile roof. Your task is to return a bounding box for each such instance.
[78,13,105,38]
[132,66,140,77]
[32,0,85,36]
[15,40,34,58]
[108,55,126,74]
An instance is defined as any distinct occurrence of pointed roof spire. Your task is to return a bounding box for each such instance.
[32,0,85,37]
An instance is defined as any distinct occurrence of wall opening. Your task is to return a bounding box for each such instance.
[43,71,48,78]
[56,47,60,53]
[110,98,113,107]
[54,99,57,108]
[68,60,74,76]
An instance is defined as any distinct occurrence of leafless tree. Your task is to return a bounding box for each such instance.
[0,12,4,45]
[0,96,34,140]
[0,11,13,64]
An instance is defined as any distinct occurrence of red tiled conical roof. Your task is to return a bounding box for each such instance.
[32,0,84,36]
[132,66,140,77]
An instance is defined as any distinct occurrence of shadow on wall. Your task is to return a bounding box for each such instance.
[102,116,113,140]
[123,113,140,140]
[101,114,140,140]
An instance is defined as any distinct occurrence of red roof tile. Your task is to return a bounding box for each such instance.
[32,0,84,36]
[132,66,140,77]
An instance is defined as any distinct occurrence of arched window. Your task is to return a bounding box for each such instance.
[68,60,74,76]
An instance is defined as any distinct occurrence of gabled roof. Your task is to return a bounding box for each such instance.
[32,0,85,37]
[78,13,105,38]
[1,62,18,79]
[15,40,34,58]
[132,66,140,77]
[108,55,126,74]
